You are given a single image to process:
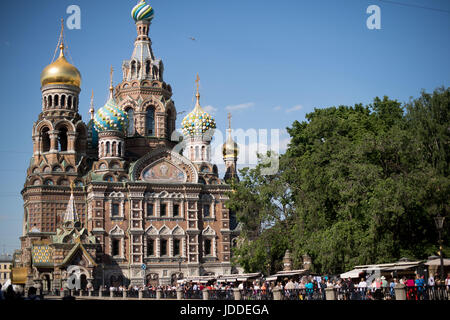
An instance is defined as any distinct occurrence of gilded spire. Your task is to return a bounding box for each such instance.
[109,66,114,99]
[228,112,232,130]
[58,18,65,58]
[195,73,201,108]
[89,89,95,120]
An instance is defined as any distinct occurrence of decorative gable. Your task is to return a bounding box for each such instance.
[159,225,170,235]
[202,226,216,236]
[141,159,186,183]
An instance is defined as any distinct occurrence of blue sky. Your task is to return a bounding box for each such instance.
[0,0,449,253]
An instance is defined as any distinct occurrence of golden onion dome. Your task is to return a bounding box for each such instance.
[40,46,81,87]
[222,130,239,158]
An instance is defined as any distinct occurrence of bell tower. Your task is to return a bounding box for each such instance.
[30,19,87,181]
[181,75,216,165]
[222,113,239,183]
[115,1,176,156]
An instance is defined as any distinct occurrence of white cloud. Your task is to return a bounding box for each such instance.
[225,102,255,111]
[286,105,303,113]
[274,105,282,111]
[203,105,218,114]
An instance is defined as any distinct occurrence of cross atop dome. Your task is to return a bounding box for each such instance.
[181,74,216,137]
[40,18,81,88]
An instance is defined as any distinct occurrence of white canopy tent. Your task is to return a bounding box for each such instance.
[425,258,450,266]
[340,269,366,279]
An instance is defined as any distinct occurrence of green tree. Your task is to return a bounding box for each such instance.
[228,87,449,275]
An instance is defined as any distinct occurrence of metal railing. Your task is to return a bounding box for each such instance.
[334,287,392,300]
[208,289,234,300]
[405,285,449,301]
[141,289,156,299]
[282,288,325,301]
[126,290,139,298]
[161,289,177,299]
[241,289,273,300]
[184,289,203,299]
[39,285,450,301]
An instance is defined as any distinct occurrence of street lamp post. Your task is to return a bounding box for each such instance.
[434,214,445,282]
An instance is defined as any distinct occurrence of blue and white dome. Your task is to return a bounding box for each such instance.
[93,97,128,133]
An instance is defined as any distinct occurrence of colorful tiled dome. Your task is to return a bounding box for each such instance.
[93,97,128,133]
[131,0,154,22]
[181,103,216,136]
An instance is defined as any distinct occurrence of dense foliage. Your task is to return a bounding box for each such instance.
[227,87,449,275]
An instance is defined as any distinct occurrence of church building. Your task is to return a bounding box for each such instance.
[14,0,240,290]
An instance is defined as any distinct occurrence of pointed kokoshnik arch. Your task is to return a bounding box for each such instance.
[130,148,198,183]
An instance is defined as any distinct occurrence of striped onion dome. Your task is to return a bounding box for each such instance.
[131,0,155,22]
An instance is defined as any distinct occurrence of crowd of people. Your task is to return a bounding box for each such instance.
[83,272,450,301]
[1,272,449,301]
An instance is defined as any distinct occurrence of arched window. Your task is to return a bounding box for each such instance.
[126,108,135,136]
[146,107,155,136]
[195,146,199,160]
[54,95,59,107]
[57,127,68,151]
[68,96,72,109]
[75,126,86,154]
[118,142,122,156]
[166,109,172,138]
[201,146,206,161]
[48,96,52,107]
[61,95,66,108]
[106,141,110,155]
[41,127,50,152]
[131,61,136,78]
[112,141,117,156]
[136,61,141,77]
[145,60,151,76]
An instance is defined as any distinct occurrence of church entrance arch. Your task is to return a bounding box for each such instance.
[146,273,159,287]
[171,272,183,286]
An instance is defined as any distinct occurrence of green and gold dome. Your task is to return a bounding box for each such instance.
[181,76,216,137]
[181,103,216,137]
